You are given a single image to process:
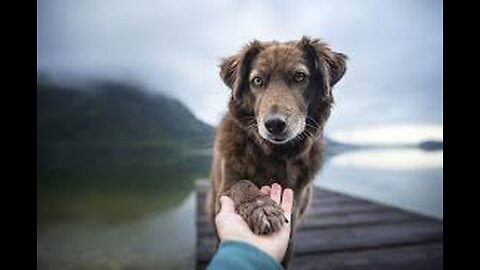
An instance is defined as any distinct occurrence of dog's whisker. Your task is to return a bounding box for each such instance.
[305,123,318,130]
[302,128,318,142]
[305,123,319,131]
[306,129,318,140]
[306,116,321,130]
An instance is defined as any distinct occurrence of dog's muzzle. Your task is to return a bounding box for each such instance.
[259,114,306,144]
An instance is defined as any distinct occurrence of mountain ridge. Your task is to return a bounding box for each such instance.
[37,77,214,147]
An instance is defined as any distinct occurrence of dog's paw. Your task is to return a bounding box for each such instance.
[238,196,287,235]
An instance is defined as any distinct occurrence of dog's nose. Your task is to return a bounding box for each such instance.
[265,117,286,135]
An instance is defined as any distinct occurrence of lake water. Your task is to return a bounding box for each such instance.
[37,147,443,269]
[315,148,443,219]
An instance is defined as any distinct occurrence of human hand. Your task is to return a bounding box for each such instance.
[215,183,294,262]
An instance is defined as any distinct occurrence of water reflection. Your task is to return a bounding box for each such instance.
[331,148,443,170]
[315,148,443,219]
[37,191,196,270]
[37,147,443,270]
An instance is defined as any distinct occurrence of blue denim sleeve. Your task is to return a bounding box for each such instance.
[206,240,284,270]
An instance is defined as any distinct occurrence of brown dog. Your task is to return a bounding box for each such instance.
[206,36,347,268]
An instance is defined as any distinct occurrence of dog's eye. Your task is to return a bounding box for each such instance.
[251,76,263,87]
[294,71,307,83]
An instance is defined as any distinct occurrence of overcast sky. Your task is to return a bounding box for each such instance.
[37,0,443,140]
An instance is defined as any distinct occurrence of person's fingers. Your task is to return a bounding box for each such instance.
[218,196,236,214]
[281,188,294,219]
[260,186,271,195]
[271,183,282,204]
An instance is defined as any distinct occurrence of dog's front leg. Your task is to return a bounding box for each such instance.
[222,179,288,235]
[213,160,287,235]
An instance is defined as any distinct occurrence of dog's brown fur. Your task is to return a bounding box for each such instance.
[206,36,347,268]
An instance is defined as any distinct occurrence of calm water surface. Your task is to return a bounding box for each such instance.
[315,148,443,219]
[37,147,443,269]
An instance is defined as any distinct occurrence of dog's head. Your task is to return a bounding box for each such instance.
[220,37,347,145]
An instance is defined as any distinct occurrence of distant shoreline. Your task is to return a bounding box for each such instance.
[186,139,443,158]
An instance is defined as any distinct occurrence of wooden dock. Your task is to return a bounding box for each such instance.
[195,182,443,270]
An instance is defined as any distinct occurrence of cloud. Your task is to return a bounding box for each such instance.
[37,0,443,131]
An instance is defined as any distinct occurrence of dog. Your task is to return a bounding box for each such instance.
[206,36,347,268]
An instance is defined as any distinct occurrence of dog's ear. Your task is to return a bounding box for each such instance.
[219,55,239,89]
[219,40,263,99]
[324,51,347,87]
[300,36,348,91]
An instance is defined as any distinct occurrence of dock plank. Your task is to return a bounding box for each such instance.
[290,242,443,270]
[195,182,442,270]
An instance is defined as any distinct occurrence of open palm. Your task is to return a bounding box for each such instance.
[215,183,294,262]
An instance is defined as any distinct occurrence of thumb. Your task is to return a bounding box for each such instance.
[219,196,236,214]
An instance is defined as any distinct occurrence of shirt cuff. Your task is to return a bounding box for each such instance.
[207,240,284,270]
